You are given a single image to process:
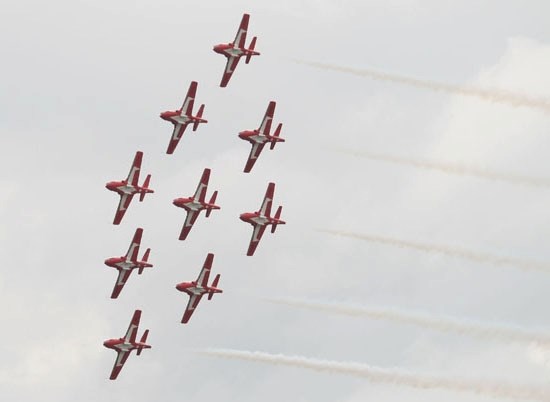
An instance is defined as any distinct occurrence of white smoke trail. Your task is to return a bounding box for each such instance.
[201,348,550,401]
[339,149,550,189]
[268,298,550,344]
[295,60,550,114]
[320,229,550,273]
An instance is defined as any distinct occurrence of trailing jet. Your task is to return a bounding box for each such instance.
[213,13,260,87]
[239,101,285,173]
[103,309,151,380]
[106,151,153,225]
[104,228,153,299]
[160,81,208,154]
[176,253,222,324]
[173,168,220,240]
[240,182,285,256]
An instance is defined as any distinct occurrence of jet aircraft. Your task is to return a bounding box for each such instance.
[173,168,220,240]
[176,253,223,324]
[239,101,284,172]
[160,81,208,154]
[103,309,151,380]
[240,182,285,256]
[106,151,153,225]
[104,228,153,299]
[213,13,260,87]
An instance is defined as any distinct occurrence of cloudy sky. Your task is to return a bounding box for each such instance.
[2,0,550,400]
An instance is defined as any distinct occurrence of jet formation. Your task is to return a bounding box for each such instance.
[102,13,286,379]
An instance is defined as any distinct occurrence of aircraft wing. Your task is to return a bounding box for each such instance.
[259,101,276,136]
[109,349,131,380]
[194,168,210,202]
[247,224,266,256]
[179,210,200,240]
[220,56,240,88]
[125,228,143,261]
[233,13,249,48]
[123,310,141,343]
[181,294,203,324]
[113,193,134,225]
[166,123,188,155]
[180,81,197,117]
[126,151,143,187]
[196,253,214,287]
[110,269,133,299]
[243,142,266,173]
[259,182,275,217]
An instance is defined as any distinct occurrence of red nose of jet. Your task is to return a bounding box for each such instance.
[105,182,115,191]
[213,44,224,54]
[175,283,185,292]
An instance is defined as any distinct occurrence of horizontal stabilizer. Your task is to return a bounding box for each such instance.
[270,123,283,150]
[246,37,257,64]
[208,274,221,300]
[193,104,205,131]
[139,248,151,274]
[206,191,218,217]
[272,206,283,233]
[137,329,149,356]
[140,174,151,202]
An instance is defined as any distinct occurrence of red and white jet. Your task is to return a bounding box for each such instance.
[160,81,208,154]
[239,101,285,173]
[213,13,260,87]
[176,253,222,324]
[106,151,153,225]
[240,182,285,256]
[103,309,151,380]
[173,168,220,240]
[104,228,153,299]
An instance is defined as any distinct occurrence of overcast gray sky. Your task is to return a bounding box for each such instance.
[1,0,550,401]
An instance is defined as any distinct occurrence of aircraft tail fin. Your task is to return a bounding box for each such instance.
[140,174,152,202]
[246,37,257,64]
[193,104,205,131]
[270,123,283,150]
[208,274,221,300]
[271,205,283,233]
[137,329,149,356]
[139,248,151,274]
[205,190,218,217]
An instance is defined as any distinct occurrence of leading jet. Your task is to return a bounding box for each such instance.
[106,151,153,225]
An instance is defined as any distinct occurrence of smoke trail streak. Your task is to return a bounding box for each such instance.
[201,348,550,401]
[268,298,550,344]
[339,149,550,189]
[320,229,550,273]
[295,60,550,114]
